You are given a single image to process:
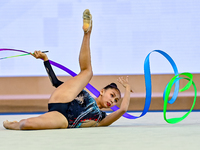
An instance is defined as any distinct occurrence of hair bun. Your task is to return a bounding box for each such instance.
[110,83,117,88]
[103,83,121,97]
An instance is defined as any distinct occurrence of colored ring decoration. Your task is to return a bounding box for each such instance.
[0,48,197,124]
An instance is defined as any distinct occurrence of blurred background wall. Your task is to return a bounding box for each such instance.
[0,0,199,113]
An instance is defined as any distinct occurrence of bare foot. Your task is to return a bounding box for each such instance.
[3,120,19,129]
[82,9,92,33]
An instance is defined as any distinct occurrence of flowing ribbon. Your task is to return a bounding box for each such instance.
[163,72,197,123]
[0,48,196,123]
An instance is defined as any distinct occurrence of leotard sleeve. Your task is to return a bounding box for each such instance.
[44,60,64,88]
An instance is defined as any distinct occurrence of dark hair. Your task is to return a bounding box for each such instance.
[103,83,121,98]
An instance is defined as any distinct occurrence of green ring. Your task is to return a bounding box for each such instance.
[163,72,197,124]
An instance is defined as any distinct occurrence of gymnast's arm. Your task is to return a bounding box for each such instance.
[43,60,64,88]
[31,50,64,88]
[97,77,132,127]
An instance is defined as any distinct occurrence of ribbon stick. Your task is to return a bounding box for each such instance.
[0,50,49,60]
[0,48,196,123]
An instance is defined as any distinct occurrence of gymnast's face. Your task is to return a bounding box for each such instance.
[100,88,121,108]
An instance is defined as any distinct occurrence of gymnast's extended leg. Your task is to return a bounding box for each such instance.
[3,10,93,130]
[48,11,93,103]
[3,111,68,130]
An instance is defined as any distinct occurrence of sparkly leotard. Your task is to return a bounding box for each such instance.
[44,60,106,128]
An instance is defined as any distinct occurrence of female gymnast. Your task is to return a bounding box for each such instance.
[3,9,132,130]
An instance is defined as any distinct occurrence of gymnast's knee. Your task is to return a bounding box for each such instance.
[80,68,93,80]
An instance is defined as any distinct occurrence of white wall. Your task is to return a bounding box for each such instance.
[0,0,199,76]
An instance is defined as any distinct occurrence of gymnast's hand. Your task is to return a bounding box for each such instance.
[117,76,134,93]
[30,50,48,61]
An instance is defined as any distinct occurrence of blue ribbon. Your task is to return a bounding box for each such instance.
[111,50,179,119]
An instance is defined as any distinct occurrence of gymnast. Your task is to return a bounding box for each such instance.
[3,9,132,130]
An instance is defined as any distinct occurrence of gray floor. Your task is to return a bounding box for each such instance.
[0,111,200,150]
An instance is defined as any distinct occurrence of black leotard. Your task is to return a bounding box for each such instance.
[44,60,107,128]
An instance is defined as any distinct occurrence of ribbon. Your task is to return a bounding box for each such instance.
[163,72,196,123]
[0,48,196,123]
